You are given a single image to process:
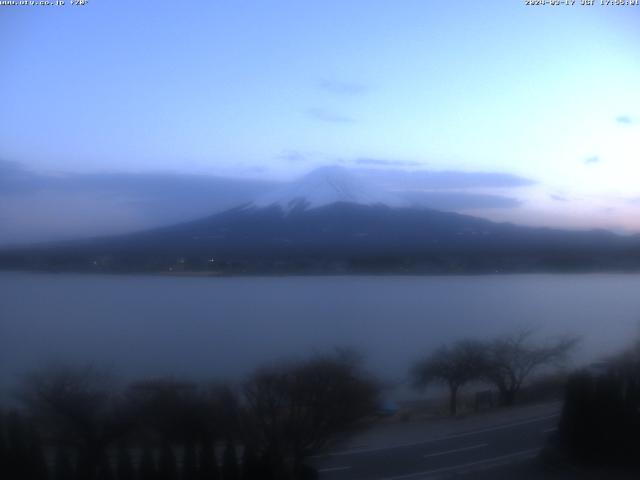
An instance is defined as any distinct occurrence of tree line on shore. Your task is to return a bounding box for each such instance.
[0,350,378,480]
[0,329,582,479]
[551,338,640,471]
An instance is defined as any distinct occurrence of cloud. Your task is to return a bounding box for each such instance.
[399,191,521,210]
[0,161,535,245]
[0,162,280,245]
[616,115,636,125]
[355,158,424,167]
[356,168,535,190]
[245,165,269,174]
[0,159,44,193]
[0,159,23,175]
[306,108,355,124]
[584,156,600,165]
[319,79,367,96]
[550,194,568,202]
[0,167,278,200]
[277,150,308,162]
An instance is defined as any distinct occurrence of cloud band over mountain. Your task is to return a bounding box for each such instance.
[0,161,533,245]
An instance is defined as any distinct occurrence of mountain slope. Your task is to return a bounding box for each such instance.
[1,166,640,274]
[2,201,639,274]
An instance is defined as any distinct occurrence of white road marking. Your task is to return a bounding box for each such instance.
[379,448,540,480]
[423,443,488,458]
[321,413,559,457]
[318,465,352,473]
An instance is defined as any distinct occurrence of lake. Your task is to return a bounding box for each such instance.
[2,272,639,399]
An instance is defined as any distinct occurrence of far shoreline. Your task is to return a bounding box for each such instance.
[2,267,640,279]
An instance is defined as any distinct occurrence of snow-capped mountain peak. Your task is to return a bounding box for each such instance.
[249,166,407,212]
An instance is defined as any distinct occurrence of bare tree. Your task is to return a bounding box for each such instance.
[242,351,379,478]
[125,377,239,445]
[21,365,129,480]
[0,413,6,474]
[411,340,486,416]
[484,328,578,406]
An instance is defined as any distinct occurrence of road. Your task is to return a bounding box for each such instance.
[314,404,560,480]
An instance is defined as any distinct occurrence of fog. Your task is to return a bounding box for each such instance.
[2,271,639,401]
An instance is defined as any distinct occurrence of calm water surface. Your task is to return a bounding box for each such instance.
[2,272,640,398]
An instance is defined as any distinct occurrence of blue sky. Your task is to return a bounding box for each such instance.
[1,1,639,242]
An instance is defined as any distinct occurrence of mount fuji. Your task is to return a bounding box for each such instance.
[2,166,639,274]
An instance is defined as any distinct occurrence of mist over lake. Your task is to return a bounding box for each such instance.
[2,272,639,399]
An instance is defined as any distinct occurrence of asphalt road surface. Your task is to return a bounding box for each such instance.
[315,407,560,480]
